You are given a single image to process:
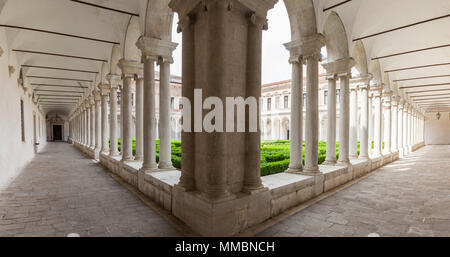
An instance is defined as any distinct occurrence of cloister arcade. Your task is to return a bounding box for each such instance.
[0,0,448,237]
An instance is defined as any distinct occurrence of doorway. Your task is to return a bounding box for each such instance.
[53,125,62,141]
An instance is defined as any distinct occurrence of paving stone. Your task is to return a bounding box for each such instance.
[0,143,185,237]
[258,146,450,237]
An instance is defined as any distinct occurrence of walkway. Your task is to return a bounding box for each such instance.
[0,143,186,237]
[257,145,450,237]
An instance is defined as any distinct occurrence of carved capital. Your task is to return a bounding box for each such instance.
[93,90,101,101]
[106,74,121,89]
[8,65,15,77]
[249,13,268,30]
[350,73,373,88]
[98,83,110,96]
[284,34,325,63]
[118,59,143,78]
[136,37,178,62]
[0,46,3,57]
[88,95,95,105]
[322,57,356,77]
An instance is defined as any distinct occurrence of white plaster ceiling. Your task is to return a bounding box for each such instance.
[317,0,450,113]
[0,0,142,114]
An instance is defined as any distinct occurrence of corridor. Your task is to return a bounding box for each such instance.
[258,145,450,237]
[0,143,185,237]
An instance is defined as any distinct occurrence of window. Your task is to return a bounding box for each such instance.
[171,97,175,110]
[324,91,328,105]
[275,97,280,110]
[303,93,307,106]
[267,98,272,111]
[131,93,135,106]
[20,100,25,142]
[117,91,121,105]
[284,96,289,109]
[336,89,340,102]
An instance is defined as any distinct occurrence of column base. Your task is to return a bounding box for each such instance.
[285,167,303,174]
[158,162,174,170]
[322,160,337,166]
[172,185,271,236]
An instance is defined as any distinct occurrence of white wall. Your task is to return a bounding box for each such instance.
[0,28,47,187]
[425,112,450,145]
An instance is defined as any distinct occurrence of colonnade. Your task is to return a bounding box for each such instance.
[68,40,177,170]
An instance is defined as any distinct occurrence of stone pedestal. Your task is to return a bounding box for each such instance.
[169,0,276,236]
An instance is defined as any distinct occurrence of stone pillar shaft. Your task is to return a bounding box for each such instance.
[109,84,119,156]
[325,76,336,164]
[382,92,392,155]
[338,74,350,164]
[359,85,369,159]
[100,86,109,153]
[304,55,320,172]
[391,99,398,152]
[95,93,101,151]
[368,95,373,151]
[142,58,158,170]
[287,59,304,171]
[121,76,133,161]
[349,85,358,159]
[158,60,173,169]
[135,77,144,161]
[90,100,95,148]
[373,89,382,156]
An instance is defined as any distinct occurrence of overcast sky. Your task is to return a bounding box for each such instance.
[169,1,292,85]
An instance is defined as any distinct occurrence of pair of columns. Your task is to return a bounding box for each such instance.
[284,34,325,174]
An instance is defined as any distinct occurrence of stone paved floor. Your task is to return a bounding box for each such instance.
[0,142,184,237]
[257,145,450,237]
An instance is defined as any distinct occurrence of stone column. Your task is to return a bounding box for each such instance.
[158,58,174,169]
[300,35,325,173]
[137,39,161,172]
[284,52,304,172]
[134,74,144,161]
[99,84,110,153]
[85,100,90,146]
[391,95,399,153]
[89,96,96,149]
[349,84,359,159]
[403,103,410,154]
[398,99,404,157]
[382,90,392,155]
[108,75,121,156]
[408,105,412,152]
[353,75,372,160]
[372,86,382,157]
[368,93,373,152]
[338,73,350,164]
[324,75,336,165]
[118,60,141,162]
[94,90,101,152]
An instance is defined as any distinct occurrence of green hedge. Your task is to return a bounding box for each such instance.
[112,139,379,176]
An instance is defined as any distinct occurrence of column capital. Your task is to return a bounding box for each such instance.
[391,94,399,106]
[107,74,121,89]
[322,57,356,77]
[350,73,373,88]
[93,90,101,101]
[118,59,143,79]
[169,0,277,21]
[370,84,383,96]
[136,36,178,63]
[98,83,110,96]
[326,74,338,80]
[284,34,325,63]
[88,95,95,105]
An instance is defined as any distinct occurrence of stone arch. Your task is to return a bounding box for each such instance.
[140,0,174,41]
[369,59,383,85]
[281,117,290,140]
[265,118,272,139]
[323,11,349,62]
[110,44,122,76]
[122,16,142,62]
[351,40,369,76]
[283,0,318,41]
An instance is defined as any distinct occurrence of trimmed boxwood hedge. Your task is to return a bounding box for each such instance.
[113,139,376,176]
